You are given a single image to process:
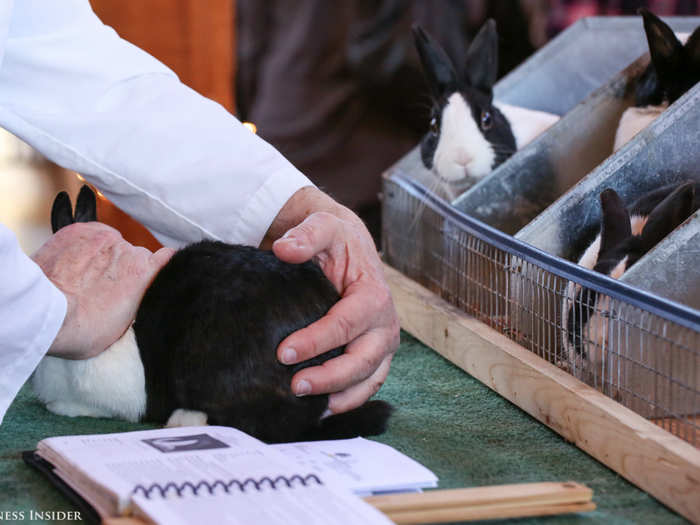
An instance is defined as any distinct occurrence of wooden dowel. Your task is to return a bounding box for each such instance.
[103,482,595,525]
[385,501,597,524]
[365,481,591,513]
[103,519,149,525]
[382,496,593,517]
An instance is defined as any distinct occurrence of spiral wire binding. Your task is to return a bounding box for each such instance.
[131,474,323,499]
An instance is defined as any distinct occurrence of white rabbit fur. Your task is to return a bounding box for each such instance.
[31,327,146,422]
[433,97,559,181]
[613,104,667,152]
[432,93,496,181]
[495,103,560,149]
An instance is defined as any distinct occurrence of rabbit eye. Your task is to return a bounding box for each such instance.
[429,116,439,135]
[481,110,493,130]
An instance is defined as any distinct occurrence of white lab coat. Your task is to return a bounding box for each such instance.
[0,0,312,423]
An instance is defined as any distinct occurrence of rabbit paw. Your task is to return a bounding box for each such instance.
[166,409,208,427]
[46,401,113,419]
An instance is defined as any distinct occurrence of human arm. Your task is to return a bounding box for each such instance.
[0,0,312,248]
[0,1,398,416]
[0,0,312,368]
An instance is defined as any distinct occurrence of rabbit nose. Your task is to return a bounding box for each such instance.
[454,150,472,166]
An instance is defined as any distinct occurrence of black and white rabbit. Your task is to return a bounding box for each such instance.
[32,186,393,443]
[413,21,558,184]
[562,181,699,372]
[614,9,700,150]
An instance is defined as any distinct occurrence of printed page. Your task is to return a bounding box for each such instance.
[132,480,395,525]
[272,437,438,496]
[38,426,296,514]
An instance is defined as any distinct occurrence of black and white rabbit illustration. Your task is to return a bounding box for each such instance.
[32,186,393,443]
[562,181,699,372]
[614,10,700,150]
[413,21,558,185]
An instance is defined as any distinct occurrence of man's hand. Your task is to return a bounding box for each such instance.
[32,222,174,360]
[266,187,400,415]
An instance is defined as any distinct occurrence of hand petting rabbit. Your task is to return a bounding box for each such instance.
[32,191,174,361]
[32,186,393,443]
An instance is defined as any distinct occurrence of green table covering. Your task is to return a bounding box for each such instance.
[0,332,688,524]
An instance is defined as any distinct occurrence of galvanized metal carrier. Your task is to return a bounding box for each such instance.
[382,16,700,447]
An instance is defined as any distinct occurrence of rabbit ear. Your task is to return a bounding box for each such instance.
[639,8,683,79]
[685,26,700,68]
[51,191,74,233]
[640,181,695,248]
[74,185,98,223]
[599,189,632,258]
[464,19,499,95]
[412,24,458,99]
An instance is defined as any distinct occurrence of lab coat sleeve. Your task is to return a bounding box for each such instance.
[0,0,315,422]
[0,224,66,424]
[0,0,314,248]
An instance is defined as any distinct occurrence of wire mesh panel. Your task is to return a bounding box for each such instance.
[383,174,700,447]
[507,258,564,365]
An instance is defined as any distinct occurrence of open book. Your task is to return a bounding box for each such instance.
[271,437,437,496]
[26,426,436,525]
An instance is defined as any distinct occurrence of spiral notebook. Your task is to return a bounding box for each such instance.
[26,426,394,525]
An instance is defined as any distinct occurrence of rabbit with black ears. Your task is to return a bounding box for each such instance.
[413,21,559,187]
[562,181,699,373]
[32,186,392,443]
[413,21,515,184]
[614,9,700,150]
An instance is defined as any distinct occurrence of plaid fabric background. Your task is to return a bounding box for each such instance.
[547,0,700,35]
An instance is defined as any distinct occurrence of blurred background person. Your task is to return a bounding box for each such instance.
[235,0,534,245]
[235,0,698,245]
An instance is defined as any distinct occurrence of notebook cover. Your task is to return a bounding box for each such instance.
[22,450,102,525]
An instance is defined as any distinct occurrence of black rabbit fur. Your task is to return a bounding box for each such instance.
[50,185,393,443]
